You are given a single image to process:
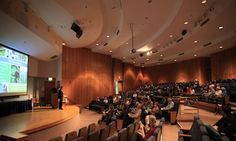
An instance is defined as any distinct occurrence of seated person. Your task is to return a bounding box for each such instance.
[135,115,158,141]
[160,98,175,122]
[128,103,142,122]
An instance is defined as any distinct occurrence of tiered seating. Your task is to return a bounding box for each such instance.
[178,116,230,141]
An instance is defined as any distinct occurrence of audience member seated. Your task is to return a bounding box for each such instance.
[213,104,236,140]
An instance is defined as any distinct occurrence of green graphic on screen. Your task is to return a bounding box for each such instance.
[0,45,28,94]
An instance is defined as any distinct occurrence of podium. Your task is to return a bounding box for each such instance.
[51,93,58,108]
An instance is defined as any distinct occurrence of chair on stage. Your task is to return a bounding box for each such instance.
[99,126,109,141]
[105,134,117,141]
[65,131,78,141]
[117,128,127,141]
[78,126,88,140]
[88,123,96,133]
[87,130,100,141]
[49,136,63,141]
[126,124,134,141]
[109,121,117,136]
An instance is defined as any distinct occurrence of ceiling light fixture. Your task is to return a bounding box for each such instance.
[106,35,110,38]
[146,58,149,61]
[194,40,198,43]
[126,42,129,45]
[160,54,163,57]
[202,0,207,4]
[194,54,197,57]
[169,35,173,38]
[123,57,126,59]
[109,50,112,53]
[184,21,188,25]
[133,61,135,64]
[218,26,223,30]
[174,59,177,62]
[96,43,99,46]
[219,46,223,49]
[62,42,66,46]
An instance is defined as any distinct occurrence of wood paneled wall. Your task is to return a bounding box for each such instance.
[62,47,113,106]
[142,58,210,84]
[211,47,236,80]
[124,64,144,91]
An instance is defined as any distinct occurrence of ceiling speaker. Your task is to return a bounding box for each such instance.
[71,22,83,38]
[181,29,187,36]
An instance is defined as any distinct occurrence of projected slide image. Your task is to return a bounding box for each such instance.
[0,45,28,95]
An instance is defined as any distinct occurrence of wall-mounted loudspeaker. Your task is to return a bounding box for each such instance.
[71,22,83,38]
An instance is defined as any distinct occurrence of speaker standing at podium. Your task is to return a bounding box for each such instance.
[58,86,64,110]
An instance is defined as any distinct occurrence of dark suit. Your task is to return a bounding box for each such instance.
[58,88,63,109]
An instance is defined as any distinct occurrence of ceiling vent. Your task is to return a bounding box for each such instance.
[203,42,212,47]
[176,37,183,43]
[103,43,108,46]
[116,30,120,35]
[50,55,58,59]
[178,52,184,56]
[200,18,210,27]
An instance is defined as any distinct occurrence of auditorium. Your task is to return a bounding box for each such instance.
[0,0,236,141]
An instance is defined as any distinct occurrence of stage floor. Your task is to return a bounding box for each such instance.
[0,105,80,139]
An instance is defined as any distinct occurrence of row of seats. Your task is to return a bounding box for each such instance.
[178,116,230,141]
[50,118,165,141]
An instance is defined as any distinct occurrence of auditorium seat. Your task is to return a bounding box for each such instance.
[105,134,117,141]
[126,124,134,141]
[146,135,155,141]
[99,126,109,141]
[65,131,78,141]
[88,123,96,133]
[78,126,88,140]
[49,136,63,141]
[74,137,86,141]
[117,128,127,141]
[87,130,100,141]
[109,121,117,136]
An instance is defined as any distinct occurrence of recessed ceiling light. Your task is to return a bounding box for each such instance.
[126,42,129,45]
[133,61,136,64]
[184,21,188,25]
[146,58,149,61]
[109,50,112,53]
[219,46,223,49]
[218,26,223,30]
[106,35,110,38]
[202,0,207,4]
[96,43,99,46]
[160,54,163,57]
[169,35,173,38]
[194,40,198,43]
[194,54,197,57]
[174,59,177,62]
[62,42,66,46]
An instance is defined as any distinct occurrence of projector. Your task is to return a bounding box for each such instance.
[130,48,136,53]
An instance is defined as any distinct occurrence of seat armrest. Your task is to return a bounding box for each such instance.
[179,134,191,137]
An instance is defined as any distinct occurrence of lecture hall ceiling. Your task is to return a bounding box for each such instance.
[0,0,236,66]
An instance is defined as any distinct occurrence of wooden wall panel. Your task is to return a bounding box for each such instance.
[211,47,236,80]
[62,47,112,106]
[123,64,144,91]
[142,58,210,84]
